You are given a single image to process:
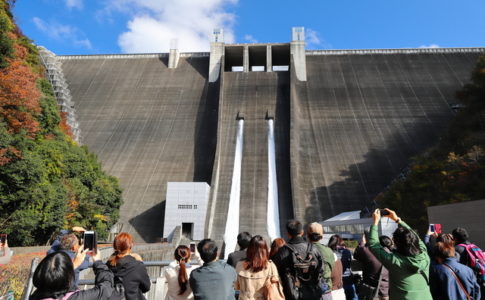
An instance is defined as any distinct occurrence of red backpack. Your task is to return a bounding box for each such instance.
[459,243,485,286]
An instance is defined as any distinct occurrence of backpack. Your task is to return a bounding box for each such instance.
[283,243,324,300]
[458,243,485,286]
[109,276,126,300]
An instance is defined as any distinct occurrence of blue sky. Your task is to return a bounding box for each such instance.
[13,0,485,55]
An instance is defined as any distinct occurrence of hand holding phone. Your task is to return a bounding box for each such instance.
[190,242,196,253]
[83,231,97,254]
[429,224,435,233]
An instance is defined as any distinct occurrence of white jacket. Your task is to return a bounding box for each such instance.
[162,260,201,300]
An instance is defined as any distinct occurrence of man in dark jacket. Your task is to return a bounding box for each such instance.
[353,230,389,300]
[272,219,324,300]
[307,222,334,300]
[48,228,92,287]
[190,239,237,300]
[227,232,251,268]
[452,227,485,297]
[452,227,474,265]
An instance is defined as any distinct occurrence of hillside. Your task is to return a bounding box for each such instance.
[0,1,122,246]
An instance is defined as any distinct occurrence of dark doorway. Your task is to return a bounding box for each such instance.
[182,223,193,239]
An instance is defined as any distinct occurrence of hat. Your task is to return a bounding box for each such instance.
[307,222,324,235]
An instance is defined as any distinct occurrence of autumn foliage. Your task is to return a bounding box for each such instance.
[0,1,122,248]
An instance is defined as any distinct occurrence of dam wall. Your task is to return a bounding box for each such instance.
[60,54,218,242]
[291,51,482,223]
[58,47,484,242]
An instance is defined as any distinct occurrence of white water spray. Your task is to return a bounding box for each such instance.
[224,119,244,259]
[267,119,281,240]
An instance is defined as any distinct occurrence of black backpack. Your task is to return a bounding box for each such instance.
[108,276,126,300]
[283,243,324,300]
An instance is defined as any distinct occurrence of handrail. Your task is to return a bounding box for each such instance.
[20,258,39,300]
[22,259,202,297]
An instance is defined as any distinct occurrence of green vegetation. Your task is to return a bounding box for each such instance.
[0,1,122,246]
[377,53,485,233]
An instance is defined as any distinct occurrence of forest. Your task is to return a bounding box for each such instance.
[0,1,122,246]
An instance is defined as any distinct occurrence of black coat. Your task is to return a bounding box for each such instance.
[271,236,324,298]
[30,261,114,300]
[107,255,151,300]
[227,249,247,268]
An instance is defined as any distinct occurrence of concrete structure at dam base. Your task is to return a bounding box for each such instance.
[43,27,485,246]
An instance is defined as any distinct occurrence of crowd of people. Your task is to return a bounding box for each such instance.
[26,208,484,300]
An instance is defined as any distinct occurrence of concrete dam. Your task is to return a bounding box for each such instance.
[52,30,484,243]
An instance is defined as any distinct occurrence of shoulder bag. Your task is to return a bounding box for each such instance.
[442,263,472,300]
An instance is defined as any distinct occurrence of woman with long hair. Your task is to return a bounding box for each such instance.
[369,209,432,300]
[107,232,150,300]
[269,238,286,260]
[235,235,283,300]
[162,245,202,300]
[30,250,114,300]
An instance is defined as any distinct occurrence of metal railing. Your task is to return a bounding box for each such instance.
[22,259,202,300]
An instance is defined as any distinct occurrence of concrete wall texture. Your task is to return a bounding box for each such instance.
[58,47,484,242]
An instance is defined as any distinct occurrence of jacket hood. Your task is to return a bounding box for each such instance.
[109,255,141,278]
[401,251,429,273]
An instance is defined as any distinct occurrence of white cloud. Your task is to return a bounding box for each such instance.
[65,0,83,10]
[102,0,237,53]
[244,34,257,43]
[305,28,332,50]
[32,17,92,49]
[306,28,321,47]
[419,44,440,48]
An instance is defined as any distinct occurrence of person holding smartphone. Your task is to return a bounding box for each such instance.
[30,248,114,300]
[48,228,92,287]
[107,232,151,299]
[0,235,12,265]
[369,208,432,300]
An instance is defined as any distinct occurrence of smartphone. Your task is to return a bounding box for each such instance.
[379,209,390,216]
[0,234,6,245]
[434,224,442,234]
[190,242,196,253]
[429,224,435,232]
[83,231,97,252]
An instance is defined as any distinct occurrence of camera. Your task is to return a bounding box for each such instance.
[379,209,390,216]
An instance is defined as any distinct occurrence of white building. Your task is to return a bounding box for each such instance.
[163,182,210,241]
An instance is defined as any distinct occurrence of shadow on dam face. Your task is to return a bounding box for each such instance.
[129,201,166,242]
[305,116,436,223]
